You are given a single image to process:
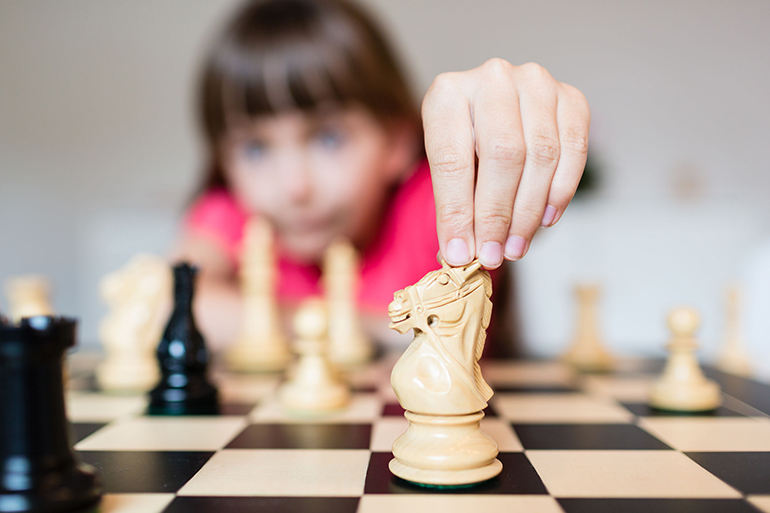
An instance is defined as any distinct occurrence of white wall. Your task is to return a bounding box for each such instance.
[1,0,769,363]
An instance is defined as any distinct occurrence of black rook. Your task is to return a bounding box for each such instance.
[0,316,101,513]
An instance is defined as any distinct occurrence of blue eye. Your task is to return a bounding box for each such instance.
[316,128,344,149]
[242,140,266,160]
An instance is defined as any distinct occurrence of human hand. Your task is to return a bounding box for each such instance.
[423,59,590,269]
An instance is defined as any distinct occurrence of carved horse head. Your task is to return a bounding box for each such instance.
[388,259,493,401]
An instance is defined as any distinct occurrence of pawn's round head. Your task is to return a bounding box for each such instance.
[293,298,328,340]
[667,307,700,337]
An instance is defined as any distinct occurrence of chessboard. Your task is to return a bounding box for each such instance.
[65,355,770,513]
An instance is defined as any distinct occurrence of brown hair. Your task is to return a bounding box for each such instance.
[197,0,422,191]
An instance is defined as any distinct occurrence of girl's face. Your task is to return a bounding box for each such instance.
[221,107,414,264]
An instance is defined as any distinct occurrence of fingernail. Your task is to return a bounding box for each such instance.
[541,205,557,227]
[479,241,503,269]
[504,235,527,260]
[445,238,471,266]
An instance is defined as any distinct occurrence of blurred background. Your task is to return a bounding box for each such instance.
[1,0,769,371]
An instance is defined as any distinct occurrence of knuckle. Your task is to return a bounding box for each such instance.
[560,127,588,158]
[437,203,474,231]
[483,136,526,165]
[513,205,544,233]
[481,57,512,76]
[567,85,592,118]
[528,133,560,166]
[422,73,461,114]
[520,61,550,79]
[477,207,513,228]
[428,72,461,95]
[430,148,471,177]
[564,83,590,107]
[560,83,592,120]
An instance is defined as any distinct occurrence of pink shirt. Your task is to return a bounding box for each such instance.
[185,160,439,314]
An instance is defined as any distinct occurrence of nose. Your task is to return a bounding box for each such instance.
[279,152,313,204]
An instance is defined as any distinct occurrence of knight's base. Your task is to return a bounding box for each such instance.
[390,410,502,486]
[389,457,503,486]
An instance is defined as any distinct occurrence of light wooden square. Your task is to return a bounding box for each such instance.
[249,393,382,423]
[479,417,524,451]
[580,376,654,401]
[66,392,146,422]
[213,373,279,403]
[98,494,174,513]
[638,417,770,452]
[74,416,247,451]
[177,449,370,497]
[370,417,408,451]
[748,495,770,513]
[481,361,575,387]
[357,495,564,513]
[526,450,740,498]
[493,393,632,423]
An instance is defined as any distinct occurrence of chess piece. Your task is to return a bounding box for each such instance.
[279,298,350,414]
[226,216,291,372]
[388,259,501,486]
[96,255,172,393]
[148,263,219,415]
[649,307,721,412]
[5,274,54,323]
[563,284,614,372]
[324,239,373,367]
[0,316,102,512]
[716,284,752,377]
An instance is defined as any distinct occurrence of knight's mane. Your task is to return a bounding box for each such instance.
[473,269,494,401]
[418,263,495,402]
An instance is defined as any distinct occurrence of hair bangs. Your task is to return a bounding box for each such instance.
[198,0,422,191]
[222,38,361,120]
[204,2,381,136]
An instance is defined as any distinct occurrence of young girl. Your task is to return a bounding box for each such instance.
[174,0,590,350]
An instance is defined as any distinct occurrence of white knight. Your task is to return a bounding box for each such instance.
[96,255,171,393]
[388,259,501,486]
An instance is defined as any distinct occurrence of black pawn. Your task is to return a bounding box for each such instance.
[0,316,101,513]
[148,263,218,415]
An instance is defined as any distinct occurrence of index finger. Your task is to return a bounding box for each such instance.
[422,73,476,266]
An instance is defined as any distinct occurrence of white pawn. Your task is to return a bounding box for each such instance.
[716,284,752,377]
[323,239,373,367]
[649,307,721,412]
[5,275,54,322]
[563,284,614,372]
[226,216,291,372]
[279,298,350,414]
[96,255,171,393]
